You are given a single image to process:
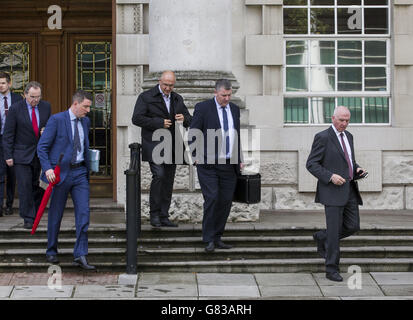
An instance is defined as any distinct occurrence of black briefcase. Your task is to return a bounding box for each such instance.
[233,174,261,204]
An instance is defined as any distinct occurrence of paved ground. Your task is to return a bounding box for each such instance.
[1,272,413,300]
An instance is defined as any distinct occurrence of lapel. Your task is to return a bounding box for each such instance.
[152,86,170,117]
[211,98,221,130]
[64,110,74,145]
[328,126,347,162]
[21,100,34,132]
[229,103,240,132]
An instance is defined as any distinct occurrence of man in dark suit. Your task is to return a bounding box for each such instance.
[3,81,51,229]
[37,90,95,270]
[306,106,366,282]
[189,79,243,253]
[132,71,191,228]
[0,72,22,217]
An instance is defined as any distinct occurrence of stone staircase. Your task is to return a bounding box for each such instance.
[1,209,413,273]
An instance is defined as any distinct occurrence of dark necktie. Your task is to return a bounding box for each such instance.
[4,97,8,116]
[31,106,39,138]
[221,106,230,158]
[72,118,81,164]
[340,132,353,180]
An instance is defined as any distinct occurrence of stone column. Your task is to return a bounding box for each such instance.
[145,0,243,109]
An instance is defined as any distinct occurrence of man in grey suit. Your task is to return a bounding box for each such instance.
[306,106,366,282]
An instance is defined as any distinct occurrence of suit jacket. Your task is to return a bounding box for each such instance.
[0,92,23,134]
[190,98,242,174]
[306,126,363,206]
[132,85,192,163]
[37,110,91,185]
[3,99,51,164]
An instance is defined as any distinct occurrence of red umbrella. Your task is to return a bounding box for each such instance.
[31,154,64,235]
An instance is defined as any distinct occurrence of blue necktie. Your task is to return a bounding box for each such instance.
[222,106,230,158]
[72,118,81,164]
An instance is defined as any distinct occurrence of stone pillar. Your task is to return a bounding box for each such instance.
[149,0,231,73]
[145,0,244,110]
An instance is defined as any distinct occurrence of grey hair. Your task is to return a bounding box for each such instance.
[24,81,42,94]
[215,79,232,91]
[333,105,351,117]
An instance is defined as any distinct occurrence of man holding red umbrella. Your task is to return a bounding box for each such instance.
[37,90,95,270]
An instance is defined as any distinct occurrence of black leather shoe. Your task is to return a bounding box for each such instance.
[73,256,96,271]
[313,233,326,259]
[160,218,178,227]
[205,242,215,253]
[46,255,59,264]
[150,215,161,227]
[4,207,13,215]
[326,272,343,282]
[23,221,33,229]
[215,240,232,249]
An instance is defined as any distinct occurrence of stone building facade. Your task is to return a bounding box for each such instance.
[115,0,413,221]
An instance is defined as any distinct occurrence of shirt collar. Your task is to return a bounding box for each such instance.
[26,100,38,109]
[158,85,170,99]
[214,97,229,110]
[331,124,345,137]
[69,109,78,121]
[0,92,11,100]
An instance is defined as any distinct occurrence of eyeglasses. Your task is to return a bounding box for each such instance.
[29,95,41,100]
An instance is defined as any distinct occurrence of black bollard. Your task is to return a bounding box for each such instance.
[125,143,142,274]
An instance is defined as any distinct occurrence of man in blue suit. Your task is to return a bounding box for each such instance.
[3,81,51,228]
[0,72,22,217]
[37,90,95,270]
[190,79,243,253]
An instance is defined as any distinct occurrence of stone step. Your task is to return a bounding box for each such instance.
[2,244,413,264]
[2,235,413,249]
[3,225,413,239]
[1,253,413,273]
[138,246,413,261]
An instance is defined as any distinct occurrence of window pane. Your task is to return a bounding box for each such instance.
[310,97,334,124]
[338,67,362,91]
[284,98,308,123]
[337,0,361,4]
[365,0,388,5]
[365,8,388,34]
[365,41,386,65]
[286,67,308,91]
[286,41,308,65]
[311,67,335,91]
[365,97,389,123]
[310,41,335,65]
[337,8,362,34]
[0,42,30,95]
[284,8,308,34]
[311,0,334,4]
[283,0,307,4]
[311,8,335,34]
[337,97,362,123]
[338,41,362,65]
[365,67,386,91]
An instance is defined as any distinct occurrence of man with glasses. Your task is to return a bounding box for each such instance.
[0,72,22,217]
[132,71,191,227]
[3,81,51,229]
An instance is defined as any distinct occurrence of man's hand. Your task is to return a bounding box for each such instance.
[331,174,346,186]
[6,159,13,167]
[45,169,56,183]
[175,114,184,122]
[164,119,172,128]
